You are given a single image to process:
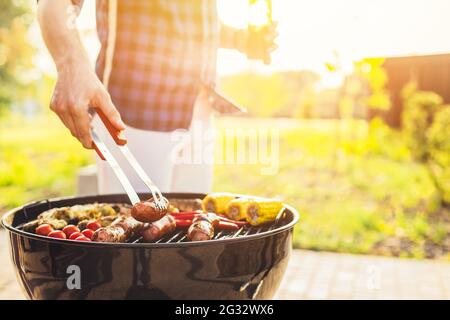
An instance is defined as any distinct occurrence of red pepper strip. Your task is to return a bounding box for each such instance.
[170,213,197,219]
[217,221,239,230]
[171,211,200,215]
[217,216,249,227]
[175,219,193,228]
[172,213,249,227]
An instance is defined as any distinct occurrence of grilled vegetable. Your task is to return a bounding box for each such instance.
[24,203,123,232]
[69,232,83,240]
[226,198,251,221]
[48,230,66,239]
[86,220,102,231]
[81,229,95,239]
[168,198,202,212]
[62,225,80,237]
[22,220,39,233]
[202,193,237,214]
[78,216,116,231]
[245,199,284,226]
[175,219,193,228]
[75,235,91,241]
[217,221,239,230]
[35,224,53,236]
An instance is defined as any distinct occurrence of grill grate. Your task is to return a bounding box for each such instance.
[128,207,288,244]
[16,201,289,244]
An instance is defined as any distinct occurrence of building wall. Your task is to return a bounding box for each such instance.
[371,54,450,128]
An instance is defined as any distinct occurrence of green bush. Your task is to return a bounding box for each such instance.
[402,89,443,161]
[427,107,450,203]
[402,87,450,205]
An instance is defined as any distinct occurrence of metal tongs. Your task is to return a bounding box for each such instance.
[91,109,167,210]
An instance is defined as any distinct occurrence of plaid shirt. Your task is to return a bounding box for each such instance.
[73,0,235,131]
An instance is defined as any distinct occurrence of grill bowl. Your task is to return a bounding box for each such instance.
[2,193,299,300]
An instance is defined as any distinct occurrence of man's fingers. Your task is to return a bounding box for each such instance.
[70,105,93,149]
[269,43,278,52]
[96,91,125,130]
[54,106,78,138]
[265,32,278,42]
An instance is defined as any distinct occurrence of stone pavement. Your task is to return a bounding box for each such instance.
[0,230,449,300]
[275,250,450,299]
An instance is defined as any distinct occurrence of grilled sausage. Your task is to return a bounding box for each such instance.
[131,197,168,223]
[186,213,220,241]
[92,226,126,242]
[92,216,144,243]
[187,221,214,241]
[142,215,176,242]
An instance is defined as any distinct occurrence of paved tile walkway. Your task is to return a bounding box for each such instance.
[275,250,450,299]
[1,230,449,300]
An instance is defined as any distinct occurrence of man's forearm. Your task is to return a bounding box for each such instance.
[37,0,124,149]
[219,23,247,53]
[37,0,90,71]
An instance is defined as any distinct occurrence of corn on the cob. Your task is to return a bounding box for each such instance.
[226,198,251,221]
[202,193,237,214]
[245,199,284,226]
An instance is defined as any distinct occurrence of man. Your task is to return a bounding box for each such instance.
[37,0,277,194]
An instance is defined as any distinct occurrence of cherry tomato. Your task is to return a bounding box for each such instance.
[75,235,91,241]
[36,224,53,236]
[86,221,101,231]
[68,232,83,240]
[62,225,80,237]
[81,229,94,239]
[48,230,67,239]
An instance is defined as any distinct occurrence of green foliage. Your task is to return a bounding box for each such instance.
[402,87,443,161]
[213,118,448,259]
[354,58,391,111]
[428,107,450,168]
[401,86,450,204]
[427,107,450,203]
[0,0,34,115]
[220,71,320,118]
[337,57,391,120]
[0,115,93,211]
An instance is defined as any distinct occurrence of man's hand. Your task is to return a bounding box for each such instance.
[221,22,278,64]
[247,22,278,64]
[50,58,125,149]
[234,22,278,64]
[38,0,125,149]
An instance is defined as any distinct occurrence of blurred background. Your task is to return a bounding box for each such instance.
[1,0,450,260]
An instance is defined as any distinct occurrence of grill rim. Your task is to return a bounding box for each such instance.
[1,193,299,249]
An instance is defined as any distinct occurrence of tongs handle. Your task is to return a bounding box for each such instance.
[96,108,127,145]
[93,142,106,161]
[92,108,127,160]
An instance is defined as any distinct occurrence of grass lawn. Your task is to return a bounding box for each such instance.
[1,115,449,260]
[0,115,93,211]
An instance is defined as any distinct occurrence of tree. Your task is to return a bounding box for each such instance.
[402,85,450,205]
[0,0,33,116]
